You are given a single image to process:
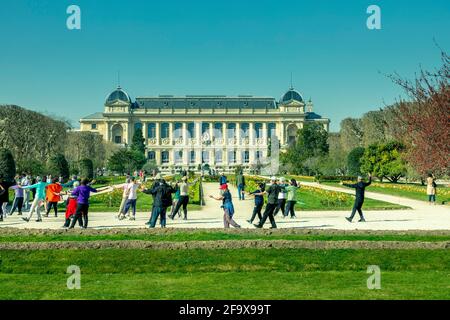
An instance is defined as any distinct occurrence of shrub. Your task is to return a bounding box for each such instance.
[0,148,16,181]
[79,159,94,179]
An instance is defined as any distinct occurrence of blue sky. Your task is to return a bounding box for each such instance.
[0,0,449,131]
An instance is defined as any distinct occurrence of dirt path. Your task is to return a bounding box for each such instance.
[0,239,448,250]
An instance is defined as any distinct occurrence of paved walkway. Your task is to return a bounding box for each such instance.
[0,182,449,230]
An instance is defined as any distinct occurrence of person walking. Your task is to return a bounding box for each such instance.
[284,179,299,218]
[170,181,181,218]
[21,176,50,222]
[254,177,280,229]
[0,176,16,222]
[21,174,31,211]
[120,177,141,221]
[63,181,81,228]
[210,183,241,229]
[117,178,131,218]
[142,175,175,228]
[247,183,265,224]
[273,177,287,216]
[8,179,25,216]
[68,179,98,229]
[236,171,246,200]
[45,178,63,217]
[169,176,197,220]
[341,174,372,222]
[426,173,437,205]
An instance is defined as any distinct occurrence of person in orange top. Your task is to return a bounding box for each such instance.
[45,178,63,217]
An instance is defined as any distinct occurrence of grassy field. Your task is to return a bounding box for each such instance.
[0,247,448,299]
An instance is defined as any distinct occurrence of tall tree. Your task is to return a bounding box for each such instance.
[347,147,365,176]
[282,123,329,175]
[339,118,363,153]
[79,159,94,179]
[387,49,450,177]
[47,154,70,180]
[65,131,106,170]
[0,148,16,181]
[130,128,146,154]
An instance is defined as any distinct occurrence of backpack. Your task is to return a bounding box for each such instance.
[161,184,173,208]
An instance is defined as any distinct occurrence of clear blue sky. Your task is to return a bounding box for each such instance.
[0,0,449,131]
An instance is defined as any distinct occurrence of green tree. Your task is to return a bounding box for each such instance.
[47,154,70,179]
[339,118,363,153]
[107,149,146,174]
[130,128,146,154]
[361,141,407,182]
[282,123,329,175]
[79,159,94,179]
[347,147,365,176]
[0,148,16,181]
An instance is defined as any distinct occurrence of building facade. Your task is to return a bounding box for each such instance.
[80,86,330,172]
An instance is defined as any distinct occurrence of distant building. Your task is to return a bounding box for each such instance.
[80,86,330,172]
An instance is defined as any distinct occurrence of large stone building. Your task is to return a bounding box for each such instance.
[80,86,330,172]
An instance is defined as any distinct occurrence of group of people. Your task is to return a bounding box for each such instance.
[0,173,99,229]
[0,169,441,230]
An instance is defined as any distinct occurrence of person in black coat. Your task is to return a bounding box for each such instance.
[341,174,372,222]
[0,175,16,222]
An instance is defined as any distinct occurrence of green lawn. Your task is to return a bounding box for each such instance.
[0,248,448,299]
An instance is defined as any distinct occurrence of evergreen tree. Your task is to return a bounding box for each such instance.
[0,148,16,181]
[130,128,146,154]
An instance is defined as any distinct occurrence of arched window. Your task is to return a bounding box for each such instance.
[267,123,276,139]
[161,123,170,139]
[227,123,236,139]
[161,151,169,164]
[148,151,156,161]
[148,123,156,138]
[187,123,196,138]
[214,123,223,138]
[174,123,183,139]
[215,150,223,163]
[175,150,183,164]
[202,151,210,164]
[241,123,250,138]
[254,123,263,138]
[134,122,142,131]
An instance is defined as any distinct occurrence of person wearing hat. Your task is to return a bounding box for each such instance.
[341,174,372,222]
[169,175,198,220]
[273,177,287,217]
[254,176,280,229]
[210,184,241,228]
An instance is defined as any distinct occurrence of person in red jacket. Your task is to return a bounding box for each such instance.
[45,178,63,217]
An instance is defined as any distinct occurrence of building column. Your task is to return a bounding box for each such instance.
[169,122,174,145]
[236,123,241,164]
[156,122,161,145]
[105,123,110,142]
[142,122,147,146]
[156,150,161,166]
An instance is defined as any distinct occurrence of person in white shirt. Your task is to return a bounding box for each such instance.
[117,178,131,218]
[119,177,141,221]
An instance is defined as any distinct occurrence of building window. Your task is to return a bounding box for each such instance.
[243,151,250,164]
[148,151,156,161]
[201,123,210,138]
[268,123,276,139]
[174,123,183,139]
[114,136,122,144]
[134,123,142,131]
[228,151,236,164]
[161,151,169,164]
[91,123,97,130]
[241,123,249,138]
[256,151,262,160]
[187,123,196,138]
[215,150,223,164]
[189,151,196,164]
[227,123,236,139]
[254,123,263,138]
[214,123,223,138]
[161,123,170,139]
[202,151,210,164]
[175,150,183,164]
[148,123,156,138]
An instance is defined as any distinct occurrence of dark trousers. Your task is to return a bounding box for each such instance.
[10,197,24,215]
[249,202,263,223]
[124,199,137,216]
[273,199,286,216]
[149,206,167,228]
[46,201,58,216]
[70,203,89,228]
[284,200,296,217]
[0,201,4,219]
[349,200,364,220]
[171,195,189,218]
[257,203,277,228]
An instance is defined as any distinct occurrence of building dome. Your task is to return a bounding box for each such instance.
[105,86,132,105]
[280,88,303,104]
